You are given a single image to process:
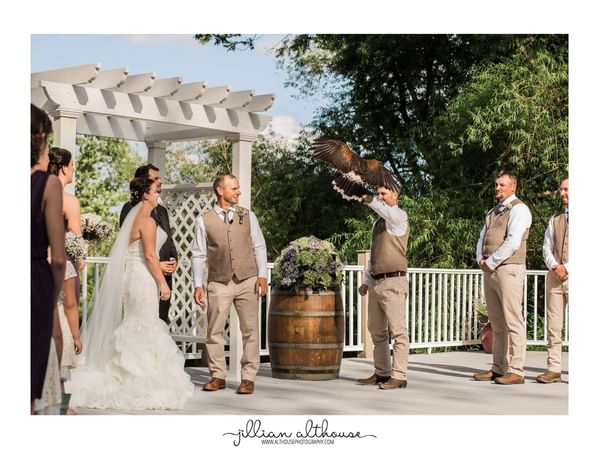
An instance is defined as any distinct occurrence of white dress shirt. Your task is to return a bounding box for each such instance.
[363,197,409,287]
[191,205,268,288]
[476,194,532,270]
[542,208,569,273]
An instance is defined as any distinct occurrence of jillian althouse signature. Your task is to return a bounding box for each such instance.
[223,418,377,446]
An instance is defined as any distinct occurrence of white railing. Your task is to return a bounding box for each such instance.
[81,259,568,357]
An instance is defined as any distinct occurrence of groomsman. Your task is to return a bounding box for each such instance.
[120,164,178,324]
[473,171,532,385]
[356,184,410,390]
[538,177,569,383]
[191,174,268,394]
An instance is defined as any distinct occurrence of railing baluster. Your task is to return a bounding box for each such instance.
[349,270,355,347]
[410,272,416,343]
[533,274,538,342]
[450,273,455,342]
[442,273,448,343]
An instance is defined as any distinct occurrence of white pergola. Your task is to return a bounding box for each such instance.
[31,62,275,209]
[32,63,276,380]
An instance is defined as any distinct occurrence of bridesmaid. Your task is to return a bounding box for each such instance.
[48,148,85,376]
[31,104,66,413]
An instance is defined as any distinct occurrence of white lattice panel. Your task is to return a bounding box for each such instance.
[161,184,232,358]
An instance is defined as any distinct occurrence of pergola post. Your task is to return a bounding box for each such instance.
[147,141,168,174]
[227,133,257,382]
[50,108,80,194]
[231,134,255,209]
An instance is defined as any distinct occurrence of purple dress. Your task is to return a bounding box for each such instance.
[31,171,55,402]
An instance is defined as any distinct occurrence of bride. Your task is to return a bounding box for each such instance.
[66,177,194,410]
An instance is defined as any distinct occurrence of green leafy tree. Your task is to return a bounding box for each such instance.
[251,132,367,261]
[165,140,231,184]
[434,37,568,268]
[75,136,143,256]
[195,34,567,269]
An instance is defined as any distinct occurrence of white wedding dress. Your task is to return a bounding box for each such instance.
[67,224,194,410]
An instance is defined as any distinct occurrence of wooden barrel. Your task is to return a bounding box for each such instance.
[268,289,344,380]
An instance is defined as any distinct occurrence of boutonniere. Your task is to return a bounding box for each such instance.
[237,208,248,225]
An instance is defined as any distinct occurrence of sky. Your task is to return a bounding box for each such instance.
[31,34,318,140]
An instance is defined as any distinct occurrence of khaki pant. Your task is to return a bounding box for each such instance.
[367,276,409,381]
[546,271,568,372]
[206,276,259,381]
[484,264,527,377]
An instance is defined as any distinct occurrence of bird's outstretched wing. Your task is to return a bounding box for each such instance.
[311,139,355,173]
[311,138,400,192]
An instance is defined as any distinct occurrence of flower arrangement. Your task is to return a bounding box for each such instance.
[80,213,114,241]
[271,236,344,292]
[65,231,85,263]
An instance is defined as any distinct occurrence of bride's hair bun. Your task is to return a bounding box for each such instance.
[129,177,154,206]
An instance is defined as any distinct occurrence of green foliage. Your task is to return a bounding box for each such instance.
[331,191,481,268]
[435,38,568,268]
[194,34,259,51]
[165,140,231,184]
[329,215,376,263]
[75,136,143,256]
[178,35,568,269]
[251,132,368,261]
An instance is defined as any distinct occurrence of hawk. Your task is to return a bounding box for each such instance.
[310,138,400,201]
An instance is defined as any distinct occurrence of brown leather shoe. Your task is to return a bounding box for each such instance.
[379,378,407,390]
[202,377,226,391]
[536,371,562,384]
[356,373,391,385]
[473,370,503,381]
[237,380,255,394]
[494,373,525,385]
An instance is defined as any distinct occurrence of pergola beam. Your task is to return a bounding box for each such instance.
[31,63,101,88]
[83,67,128,89]
[34,80,270,137]
[109,72,156,93]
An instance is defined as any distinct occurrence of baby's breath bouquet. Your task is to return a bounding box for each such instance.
[272,236,344,292]
[65,231,85,263]
[81,213,114,241]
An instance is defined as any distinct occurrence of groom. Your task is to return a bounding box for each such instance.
[191,174,267,394]
[120,164,178,324]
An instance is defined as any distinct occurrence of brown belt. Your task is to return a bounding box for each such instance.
[372,271,407,280]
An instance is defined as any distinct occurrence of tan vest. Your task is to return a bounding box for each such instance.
[552,211,569,264]
[483,198,529,265]
[203,207,258,283]
[370,218,409,274]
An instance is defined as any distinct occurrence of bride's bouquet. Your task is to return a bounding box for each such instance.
[81,213,114,242]
[65,231,86,263]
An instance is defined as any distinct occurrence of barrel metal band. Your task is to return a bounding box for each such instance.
[268,342,344,349]
[271,364,340,371]
[269,310,344,317]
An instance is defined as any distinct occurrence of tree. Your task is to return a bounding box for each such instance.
[251,132,367,261]
[75,136,143,256]
[165,140,231,184]
[434,37,568,268]
[195,34,517,195]
[195,34,567,269]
